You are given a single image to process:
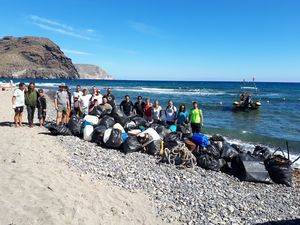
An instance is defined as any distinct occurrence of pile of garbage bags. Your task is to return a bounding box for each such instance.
[46,109,295,187]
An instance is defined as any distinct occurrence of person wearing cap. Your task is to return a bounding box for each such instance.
[54,83,70,125]
[133,96,145,117]
[12,82,26,127]
[189,101,203,133]
[37,88,47,127]
[25,82,38,127]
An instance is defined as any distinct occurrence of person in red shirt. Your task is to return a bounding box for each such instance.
[143,97,153,122]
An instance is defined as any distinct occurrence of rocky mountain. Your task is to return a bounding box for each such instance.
[0,36,79,79]
[75,64,113,80]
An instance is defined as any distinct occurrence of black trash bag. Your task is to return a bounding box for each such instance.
[122,135,142,154]
[89,105,112,118]
[164,133,180,149]
[132,116,148,127]
[210,134,225,142]
[196,154,225,171]
[124,121,137,131]
[156,125,170,139]
[99,115,115,128]
[110,107,130,126]
[265,155,292,187]
[253,145,272,160]
[146,140,161,155]
[221,142,239,161]
[89,107,103,117]
[205,144,221,158]
[67,115,82,136]
[105,128,123,149]
[231,153,272,183]
[231,143,244,153]
[91,125,107,145]
[178,124,192,138]
[46,123,72,136]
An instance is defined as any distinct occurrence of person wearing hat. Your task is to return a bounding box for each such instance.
[189,101,203,133]
[54,83,70,125]
[37,88,47,127]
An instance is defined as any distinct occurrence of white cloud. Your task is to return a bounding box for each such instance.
[28,15,95,40]
[29,15,74,31]
[86,29,95,33]
[128,21,162,37]
[62,49,92,55]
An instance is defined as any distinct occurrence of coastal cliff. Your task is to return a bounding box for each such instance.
[75,64,113,80]
[0,36,79,79]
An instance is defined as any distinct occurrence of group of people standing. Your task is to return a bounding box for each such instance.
[12,82,204,133]
[119,96,204,133]
[12,82,46,127]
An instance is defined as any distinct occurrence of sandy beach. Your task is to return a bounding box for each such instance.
[0,89,165,225]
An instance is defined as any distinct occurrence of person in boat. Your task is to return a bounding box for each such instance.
[120,95,134,116]
[189,101,203,133]
[239,92,253,108]
[12,82,26,127]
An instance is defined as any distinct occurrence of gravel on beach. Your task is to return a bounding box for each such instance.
[46,101,300,225]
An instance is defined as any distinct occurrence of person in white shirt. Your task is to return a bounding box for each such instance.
[151,100,162,122]
[91,88,103,104]
[73,85,83,116]
[12,82,26,127]
[73,85,83,98]
[79,88,92,115]
[165,100,177,125]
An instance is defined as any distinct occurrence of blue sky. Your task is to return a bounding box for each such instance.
[0,0,299,82]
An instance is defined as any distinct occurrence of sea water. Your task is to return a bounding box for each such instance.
[2,78,300,165]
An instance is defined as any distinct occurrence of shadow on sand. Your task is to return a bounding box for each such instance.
[255,219,300,225]
[0,121,40,127]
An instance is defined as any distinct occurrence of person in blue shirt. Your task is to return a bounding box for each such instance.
[177,104,189,125]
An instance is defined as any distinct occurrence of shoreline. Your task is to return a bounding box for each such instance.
[1,85,300,224]
[1,77,300,84]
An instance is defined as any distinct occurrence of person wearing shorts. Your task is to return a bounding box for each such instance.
[54,83,70,125]
[37,89,47,126]
[12,82,26,127]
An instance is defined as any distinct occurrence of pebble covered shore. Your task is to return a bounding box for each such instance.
[47,103,300,225]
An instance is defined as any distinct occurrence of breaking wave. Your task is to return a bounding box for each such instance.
[112,87,227,96]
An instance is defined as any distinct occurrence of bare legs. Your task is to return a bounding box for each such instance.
[14,112,23,127]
